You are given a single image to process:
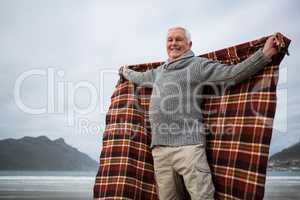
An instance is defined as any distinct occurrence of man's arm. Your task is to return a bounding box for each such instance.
[197,34,279,85]
[199,49,270,84]
[121,66,160,86]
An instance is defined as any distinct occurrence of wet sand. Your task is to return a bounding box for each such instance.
[0,175,299,199]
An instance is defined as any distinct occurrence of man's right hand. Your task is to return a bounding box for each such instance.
[119,66,128,83]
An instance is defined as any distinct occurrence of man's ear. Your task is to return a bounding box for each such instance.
[189,41,192,48]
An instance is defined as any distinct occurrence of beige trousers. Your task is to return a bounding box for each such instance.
[152,144,215,200]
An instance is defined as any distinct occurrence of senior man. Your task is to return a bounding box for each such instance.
[120,27,279,200]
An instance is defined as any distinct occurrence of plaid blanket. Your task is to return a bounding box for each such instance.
[94,34,290,200]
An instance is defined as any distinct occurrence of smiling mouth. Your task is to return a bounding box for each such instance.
[170,48,181,52]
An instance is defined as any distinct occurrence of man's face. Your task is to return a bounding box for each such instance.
[166,29,192,61]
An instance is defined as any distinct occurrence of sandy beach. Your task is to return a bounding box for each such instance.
[0,171,299,199]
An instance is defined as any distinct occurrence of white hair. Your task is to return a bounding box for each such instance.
[168,27,191,43]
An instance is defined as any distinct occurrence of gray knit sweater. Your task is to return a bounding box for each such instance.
[122,49,271,148]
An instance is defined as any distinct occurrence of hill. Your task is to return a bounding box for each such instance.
[0,136,98,171]
[269,141,300,170]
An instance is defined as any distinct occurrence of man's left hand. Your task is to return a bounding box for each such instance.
[262,33,281,60]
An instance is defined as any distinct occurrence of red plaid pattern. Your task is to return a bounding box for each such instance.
[94,34,290,200]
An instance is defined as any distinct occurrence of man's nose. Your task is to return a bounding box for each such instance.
[170,40,178,46]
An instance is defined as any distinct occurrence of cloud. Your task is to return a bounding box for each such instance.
[0,0,299,159]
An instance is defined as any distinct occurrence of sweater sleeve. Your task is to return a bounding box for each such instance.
[199,49,271,84]
[122,66,160,86]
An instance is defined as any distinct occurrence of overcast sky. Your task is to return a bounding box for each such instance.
[0,0,299,160]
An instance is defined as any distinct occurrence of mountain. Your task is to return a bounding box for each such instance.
[270,141,300,161]
[268,141,300,170]
[0,136,98,171]
[269,130,300,156]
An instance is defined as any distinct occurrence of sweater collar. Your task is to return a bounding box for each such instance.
[164,50,195,70]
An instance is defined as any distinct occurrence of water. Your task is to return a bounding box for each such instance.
[0,171,299,199]
[265,171,300,200]
[0,171,96,200]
